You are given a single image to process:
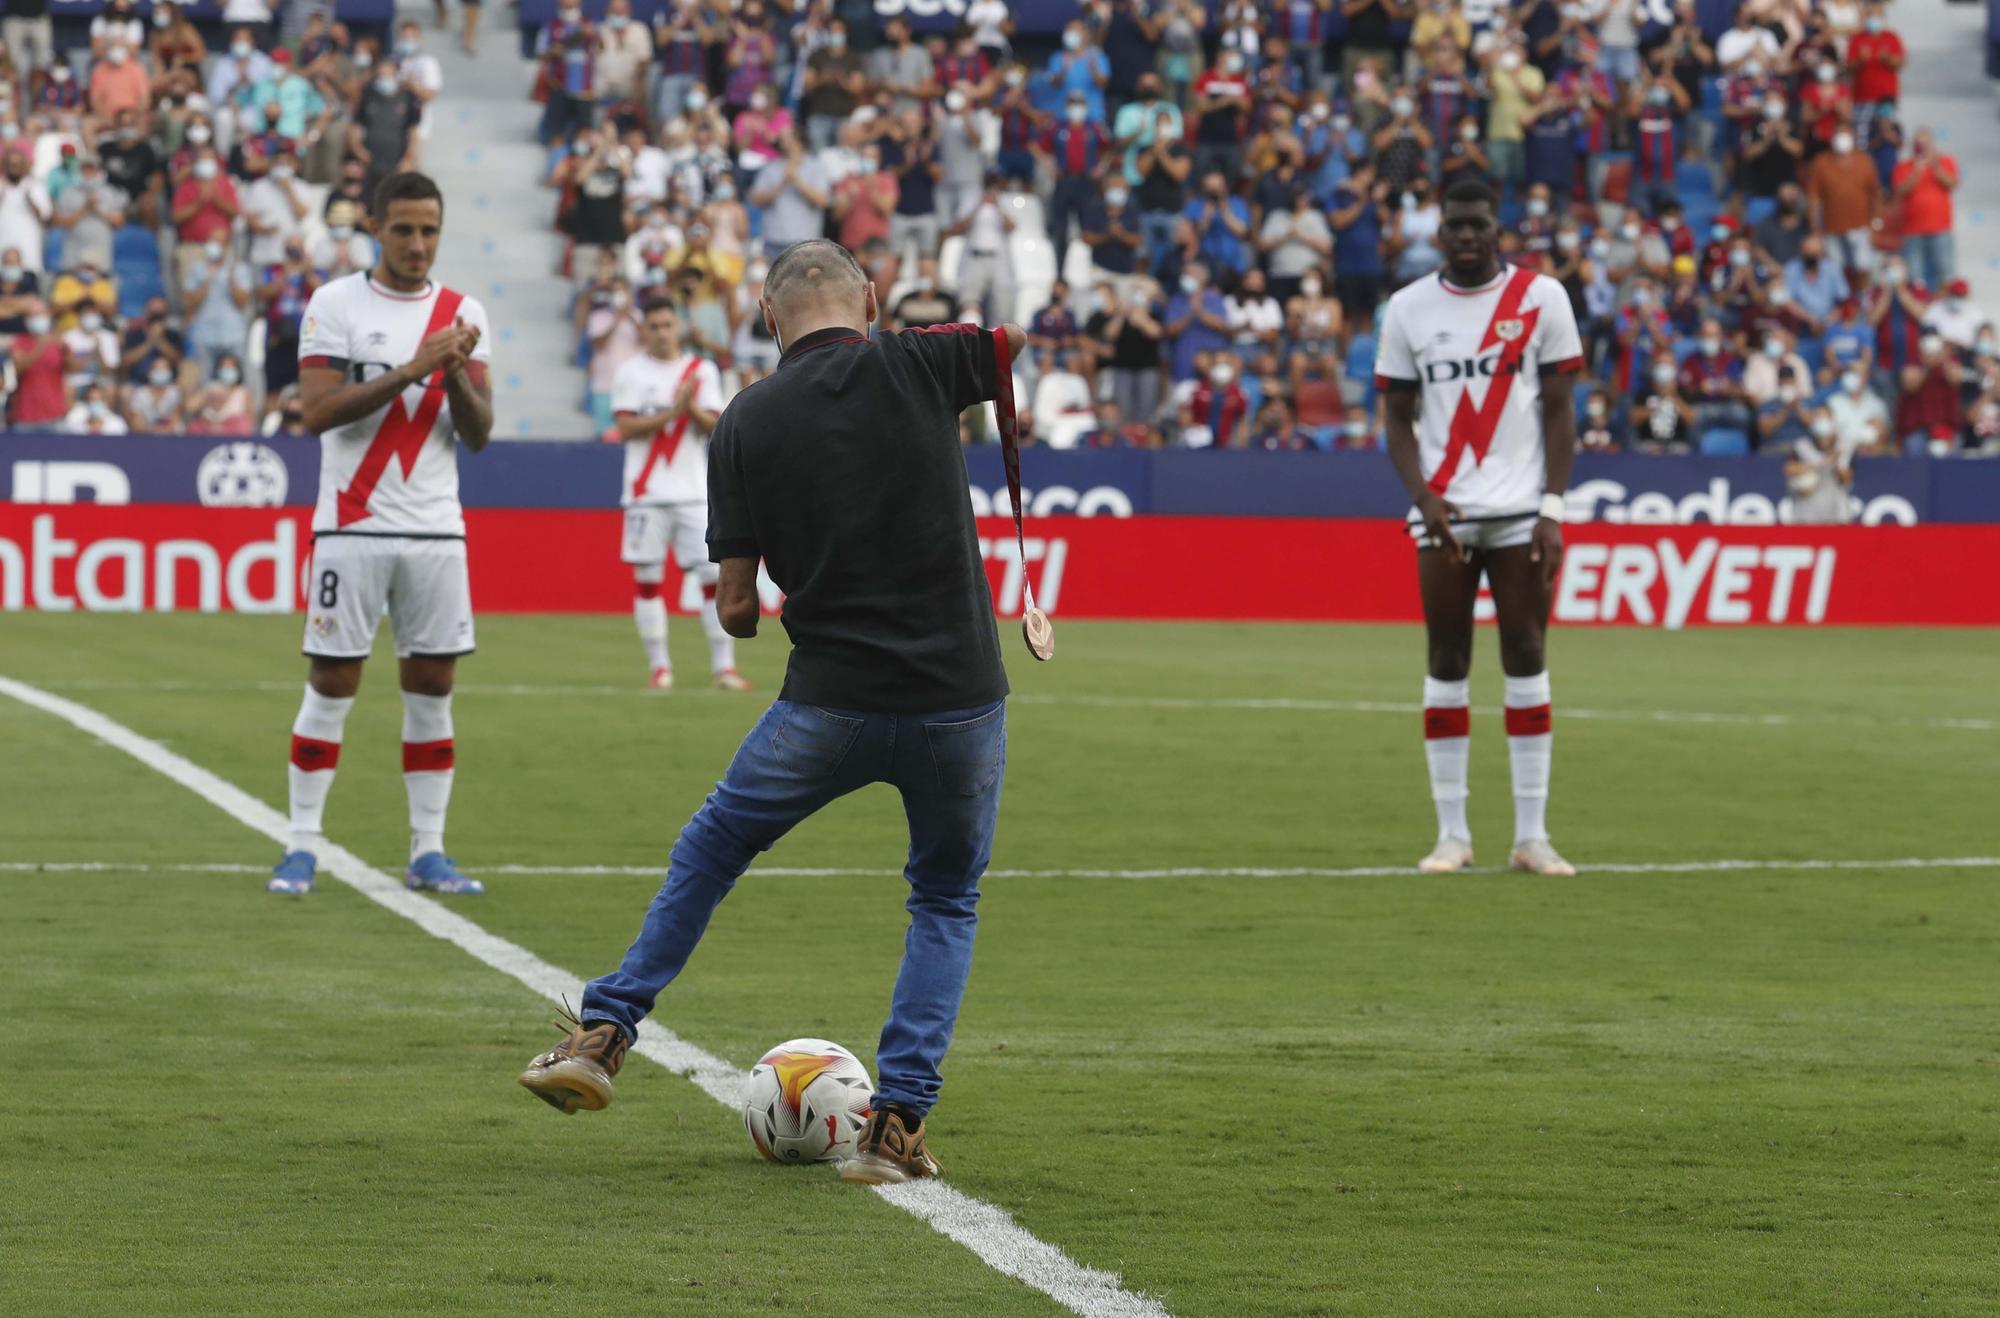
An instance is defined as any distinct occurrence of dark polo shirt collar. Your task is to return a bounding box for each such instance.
[779,325,870,365]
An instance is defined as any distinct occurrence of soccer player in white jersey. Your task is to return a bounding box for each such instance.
[267,172,494,897]
[611,295,748,690]
[1374,179,1582,877]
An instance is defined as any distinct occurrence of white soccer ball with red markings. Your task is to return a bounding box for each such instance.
[740,1038,875,1164]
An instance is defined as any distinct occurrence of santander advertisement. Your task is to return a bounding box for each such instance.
[1,505,1994,627]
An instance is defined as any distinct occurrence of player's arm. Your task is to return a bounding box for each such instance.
[1383,384,1460,559]
[298,322,477,436]
[715,556,759,638]
[444,356,493,451]
[1535,368,1578,586]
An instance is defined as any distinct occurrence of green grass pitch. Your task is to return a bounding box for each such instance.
[1,614,1996,1315]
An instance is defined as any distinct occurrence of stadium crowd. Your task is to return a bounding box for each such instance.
[0,0,1994,491]
[0,1,439,437]
[536,0,1999,483]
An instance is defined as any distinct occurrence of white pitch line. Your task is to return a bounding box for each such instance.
[19,677,1994,733]
[8,857,1997,880]
[0,674,1170,1318]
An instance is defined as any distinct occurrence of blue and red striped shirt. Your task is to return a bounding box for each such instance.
[1039,122,1109,177]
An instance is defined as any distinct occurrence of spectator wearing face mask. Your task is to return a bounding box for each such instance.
[1865,258,1931,381]
[1785,410,1852,523]
[8,301,67,428]
[181,235,252,380]
[1743,328,1813,412]
[311,199,375,277]
[126,357,184,433]
[1896,337,1964,453]
[63,381,128,434]
[1080,176,1141,290]
[1179,352,1250,449]
[89,39,150,122]
[0,154,52,277]
[1484,40,1544,196]
[148,2,208,75]
[242,150,307,269]
[256,237,318,396]
[831,142,897,255]
[60,303,118,393]
[1806,127,1881,275]
[97,108,162,228]
[169,148,239,295]
[1784,236,1849,326]
[349,62,423,201]
[52,156,125,278]
[593,0,652,104]
[1846,4,1902,135]
[1190,48,1251,186]
[1893,128,1959,291]
[118,295,183,386]
[749,128,829,252]
[584,279,642,431]
[1037,94,1109,252]
[185,352,254,435]
[800,20,863,151]
[1826,366,1891,456]
[206,27,273,109]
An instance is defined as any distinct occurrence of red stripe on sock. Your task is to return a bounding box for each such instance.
[700,582,718,601]
[403,739,456,772]
[1505,704,1553,737]
[635,581,662,600]
[290,735,341,770]
[1423,707,1470,739]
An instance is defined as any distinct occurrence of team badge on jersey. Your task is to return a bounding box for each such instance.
[1493,318,1526,343]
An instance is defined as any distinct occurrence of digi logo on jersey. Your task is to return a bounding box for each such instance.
[1421,354,1526,384]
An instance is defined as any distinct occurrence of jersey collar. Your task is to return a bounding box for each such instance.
[1437,265,1510,297]
[779,325,869,365]
[367,274,435,301]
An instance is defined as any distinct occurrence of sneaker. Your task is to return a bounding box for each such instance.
[649,666,674,691]
[267,849,317,895]
[1510,837,1577,876]
[1417,836,1474,873]
[713,668,752,691]
[518,1005,629,1114]
[406,851,485,895]
[838,1103,942,1185]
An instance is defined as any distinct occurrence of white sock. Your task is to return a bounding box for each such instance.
[401,691,455,859]
[700,585,735,674]
[634,589,669,673]
[288,685,353,853]
[1422,676,1471,843]
[1505,671,1553,843]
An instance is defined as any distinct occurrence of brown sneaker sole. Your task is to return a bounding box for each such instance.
[837,1147,941,1185]
[517,1057,614,1114]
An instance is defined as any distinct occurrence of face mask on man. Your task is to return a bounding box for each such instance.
[1652,364,1676,386]
[217,364,241,385]
[375,76,399,96]
[1067,104,1088,124]
[204,240,226,262]
[80,311,102,332]
[188,124,213,145]
[1063,29,1083,50]
[1104,190,1128,209]
[1841,371,1864,394]
[1701,337,1722,357]
[1526,197,1549,219]
[149,366,174,387]
[193,158,219,180]
[1210,364,1234,385]
[232,41,252,59]
[25,314,50,334]
[1179,275,1199,294]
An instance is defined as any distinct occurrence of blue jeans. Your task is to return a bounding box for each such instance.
[1140,209,1180,274]
[582,698,1008,1117]
[1902,231,1955,291]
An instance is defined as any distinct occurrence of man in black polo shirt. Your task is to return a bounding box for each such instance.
[522,239,1026,1188]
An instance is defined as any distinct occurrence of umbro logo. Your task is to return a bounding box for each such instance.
[365,331,389,347]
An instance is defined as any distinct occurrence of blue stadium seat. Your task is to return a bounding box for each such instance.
[1743,196,1778,227]
[1673,336,1700,364]
[113,225,156,266]
[1699,427,1750,456]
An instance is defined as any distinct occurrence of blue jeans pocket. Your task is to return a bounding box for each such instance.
[772,704,863,779]
[923,704,1006,798]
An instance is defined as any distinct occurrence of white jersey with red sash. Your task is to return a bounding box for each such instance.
[611,351,725,507]
[1373,265,1583,521]
[298,273,493,537]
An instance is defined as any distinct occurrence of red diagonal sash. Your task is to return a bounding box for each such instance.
[335,287,465,527]
[629,356,705,502]
[1427,266,1541,495]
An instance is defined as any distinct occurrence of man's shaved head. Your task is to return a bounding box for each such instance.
[761,239,876,348]
[763,239,867,315]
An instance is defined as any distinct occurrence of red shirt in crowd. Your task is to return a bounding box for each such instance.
[1892,153,1957,237]
[171,174,241,243]
[1846,29,1904,105]
[9,335,68,425]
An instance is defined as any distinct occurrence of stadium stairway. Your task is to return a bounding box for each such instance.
[416,27,587,440]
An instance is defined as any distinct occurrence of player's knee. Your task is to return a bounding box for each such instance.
[399,657,457,697]
[1499,634,1546,676]
[308,658,363,699]
[1426,646,1471,682]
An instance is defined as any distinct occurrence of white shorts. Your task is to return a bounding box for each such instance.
[621,502,709,571]
[302,536,475,660]
[1409,513,1538,553]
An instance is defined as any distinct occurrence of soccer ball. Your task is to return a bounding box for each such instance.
[740,1038,874,1165]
